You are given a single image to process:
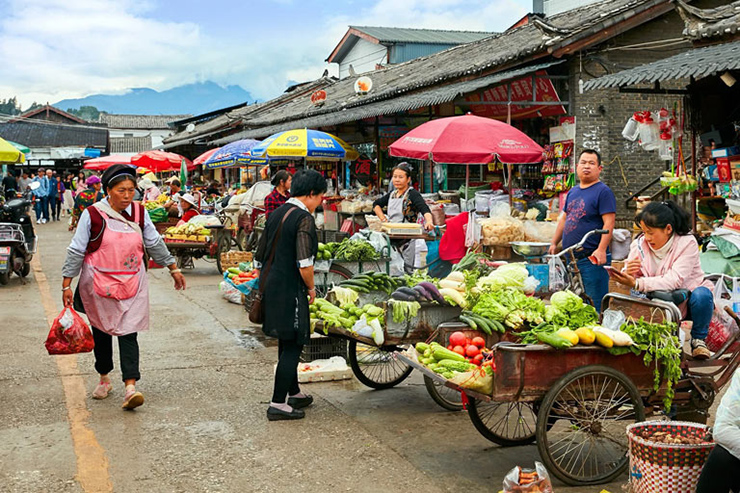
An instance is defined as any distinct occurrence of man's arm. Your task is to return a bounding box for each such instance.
[549,211,567,254]
[593,213,615,265]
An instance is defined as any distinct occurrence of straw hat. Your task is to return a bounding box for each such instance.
[142,172,158,182]
[139,178,155,190]
[180,193,198,208]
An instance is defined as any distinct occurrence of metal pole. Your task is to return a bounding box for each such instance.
[465,164,470,210]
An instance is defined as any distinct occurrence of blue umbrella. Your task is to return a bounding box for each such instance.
[203,139,264,169]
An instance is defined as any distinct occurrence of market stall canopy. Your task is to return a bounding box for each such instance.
[7,141,30,155]
[131,150,195,172]
[250,129,359,161]
[194,147,220,166]
[583,40,740,91]
[0,137,26,164]
[83,154,132,170]
[388,114,544,164]
[204,139,263,169]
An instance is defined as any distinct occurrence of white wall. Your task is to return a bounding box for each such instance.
[108,128,173,148]
[338,38,388,79]
[542,0,602,16]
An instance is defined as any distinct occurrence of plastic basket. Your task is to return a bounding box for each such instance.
[300,335,348,363]
[627,421,714,493]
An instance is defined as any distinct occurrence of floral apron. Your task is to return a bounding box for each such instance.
[79,202,149,336]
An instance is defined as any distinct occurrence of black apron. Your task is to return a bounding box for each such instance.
[260,203,318,345]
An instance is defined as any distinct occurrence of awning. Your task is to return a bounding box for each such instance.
[211,60,565,145]
[583,40,740,91]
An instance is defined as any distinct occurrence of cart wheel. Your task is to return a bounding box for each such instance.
[536,365,645,486]
[236,229,248,251]
[468,398,537,446]
[215,233,231,274]
[246,230,259,252]
[348,341,413,389]
[314,264,353,298]
[21,261,31,277]
[424,376,464,411]
[0,270,8,285]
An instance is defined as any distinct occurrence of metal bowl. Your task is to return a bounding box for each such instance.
[510,241,550,257]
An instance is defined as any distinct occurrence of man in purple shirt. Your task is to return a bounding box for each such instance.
[549,149,616,312]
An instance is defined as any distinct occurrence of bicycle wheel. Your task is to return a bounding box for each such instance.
[215,233,232,274]
[314,264,353,298]
[348,341,413,389]
[424,375,464,411]
[468,398,537,446]
[536,365,645,486]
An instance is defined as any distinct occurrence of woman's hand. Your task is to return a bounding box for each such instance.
[424,220,434,232]
[308,289,316,305]
[625,258,642,276]
[171,271,186,290]
[63,288,74,307]
[608,268,637,288]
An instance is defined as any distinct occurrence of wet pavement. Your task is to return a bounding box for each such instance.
[0,219,720,492]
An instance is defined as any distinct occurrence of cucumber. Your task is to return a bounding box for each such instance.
[537,331,573,349]
[459,315,478,330]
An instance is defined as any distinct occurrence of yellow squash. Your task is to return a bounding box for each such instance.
[556,328,579,346]
[594,330,614,348]
[575,327,596,345]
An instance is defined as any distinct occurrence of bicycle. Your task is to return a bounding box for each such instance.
[546,228,609,305]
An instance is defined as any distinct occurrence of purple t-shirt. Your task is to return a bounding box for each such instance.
[563,181,616,251]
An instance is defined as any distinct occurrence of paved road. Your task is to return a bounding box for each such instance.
[1,220,715,492]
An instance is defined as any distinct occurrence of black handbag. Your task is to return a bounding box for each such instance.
[248,207,295,324]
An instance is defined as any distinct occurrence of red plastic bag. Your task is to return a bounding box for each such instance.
[45,307,95,355]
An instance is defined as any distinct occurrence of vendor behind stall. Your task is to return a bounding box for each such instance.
[608,201,713,359]
[372,163,433,231]
[177,193,200,225]
[264,170,291,218]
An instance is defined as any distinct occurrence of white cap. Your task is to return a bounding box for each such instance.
[180,193,198,208]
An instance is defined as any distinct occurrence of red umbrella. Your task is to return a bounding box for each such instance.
[193,147,221,166]
[131,150,195,172]
[389,114,544,164]
[83,154,132,170]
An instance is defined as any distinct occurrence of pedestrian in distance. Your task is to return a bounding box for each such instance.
[70,175,104,231]
[75,171,87,195]
[264,170,292,219]
[2,169,18,200]
[32,168,50,224]
[549,149,616,312]
[254,169,325,421]
[62,173,75,216]
[18,171,32,195]
[47,170,59,221]
[61,164,186,410]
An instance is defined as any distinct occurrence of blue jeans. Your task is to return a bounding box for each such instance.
[576,253,611,313]
[34,196,49,221]
[687,286,713,340]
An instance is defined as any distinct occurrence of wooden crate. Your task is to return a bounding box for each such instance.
[220,251,253,270]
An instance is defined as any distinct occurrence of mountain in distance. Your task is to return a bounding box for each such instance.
[53,81,253,115]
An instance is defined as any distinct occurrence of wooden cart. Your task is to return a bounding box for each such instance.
[163,224,233,273]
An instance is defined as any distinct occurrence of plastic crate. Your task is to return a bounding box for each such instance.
[317,229,350,243]
[300,334,348,363]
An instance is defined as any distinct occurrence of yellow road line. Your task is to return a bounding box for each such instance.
[33,255,112,492]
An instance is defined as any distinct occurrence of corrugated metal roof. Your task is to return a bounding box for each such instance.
[351,26,496,44]
[212,60,565,144]
[0,121,109,148]
[583,40,740,90]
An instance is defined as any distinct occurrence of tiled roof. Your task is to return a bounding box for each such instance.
[110,135,152,153]
[17,105,87,124]
[0,121,108,148]
[98,114,191,129]
[351,26,496,44]
[165,0,672,148]
[677,0,740,41]
[583,40,740,90]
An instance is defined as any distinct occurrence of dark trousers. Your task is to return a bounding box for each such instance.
[91,327,141,382]
[272,338,303,403]
[48,195,57,219]
[697,445,740,493]
[53,195,61,219]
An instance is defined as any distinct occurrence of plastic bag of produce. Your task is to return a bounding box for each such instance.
[449,368,493,395]
[147,206,168,223]
[503,462,553,493]
[548,255,566,292]
[219,280,243,305]
[707,277,739,351]
[45,307,94,355]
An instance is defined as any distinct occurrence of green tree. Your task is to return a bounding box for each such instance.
[0,97,22,115]
[67,105,102,121]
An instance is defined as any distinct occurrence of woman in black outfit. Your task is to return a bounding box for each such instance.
[254,169,325,421]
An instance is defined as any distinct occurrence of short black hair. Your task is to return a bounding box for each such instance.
[392,163,412,178]
[579,149,602,166]
[170,179,181,188]
[636,200,691,236]
[290,169,327,197]
[271,169,291,187]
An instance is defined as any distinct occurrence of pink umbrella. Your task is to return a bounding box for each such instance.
[194,147,221,166]
[83,154,132,170]
[389,114,544,164]
[131,150,195,172]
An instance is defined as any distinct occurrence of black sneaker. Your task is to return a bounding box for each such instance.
[266,406,305,421]
[288,395,314,409]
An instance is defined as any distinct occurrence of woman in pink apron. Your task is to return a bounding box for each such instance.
[61,165,186,410]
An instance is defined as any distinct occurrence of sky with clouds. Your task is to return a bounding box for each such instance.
[0,0,532,108]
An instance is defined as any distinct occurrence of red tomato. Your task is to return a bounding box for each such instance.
[465,345,480,358]
[449,332,467,347]
[472,336,486,348]
[447,344,454,351]
[473,354,484,364]
[452,345,465,356]
[465,338,472,346]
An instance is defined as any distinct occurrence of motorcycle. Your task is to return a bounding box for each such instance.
[0,192,37,285]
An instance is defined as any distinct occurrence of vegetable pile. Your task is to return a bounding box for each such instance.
[311,299,384,332]
[317,239,380,261]
[414,331,495,393]
[338,271,405,294]
[225,265,259,286]
[472,288,545,331]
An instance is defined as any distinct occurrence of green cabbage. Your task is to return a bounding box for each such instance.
[550,290,584,312]
[477,264,529,291]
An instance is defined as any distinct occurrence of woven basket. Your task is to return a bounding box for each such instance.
[220,251,253,271]
[627,421,714,493]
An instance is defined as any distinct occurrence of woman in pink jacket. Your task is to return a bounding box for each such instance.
[610,201,712,359]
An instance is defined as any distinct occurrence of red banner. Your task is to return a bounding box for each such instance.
[465,71,566,120]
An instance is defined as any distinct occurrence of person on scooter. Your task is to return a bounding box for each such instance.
[609,200,713,359]
[2,170,18,200]
[264,170,291,218]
